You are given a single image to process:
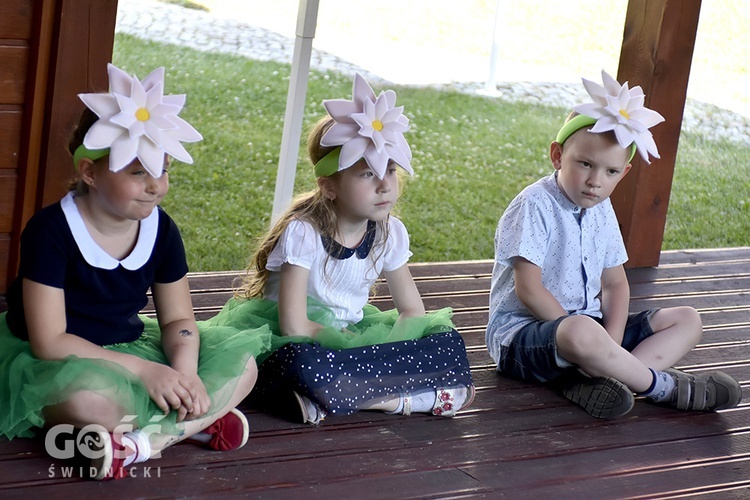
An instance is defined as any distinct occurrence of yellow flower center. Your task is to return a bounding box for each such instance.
[619,109,630,120]
[371,119,384,132]
[135,108,151,121]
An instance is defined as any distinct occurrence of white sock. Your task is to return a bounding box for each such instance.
[189,430,212,443]
[409,389,437,413]
[642,369,678,403]
[121,430,151,465]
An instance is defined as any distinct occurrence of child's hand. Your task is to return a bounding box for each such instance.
[138,361,200,418]
[175,371,211,422]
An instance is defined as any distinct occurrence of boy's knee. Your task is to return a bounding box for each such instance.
[653,306,703,334]
[556,316,609,356]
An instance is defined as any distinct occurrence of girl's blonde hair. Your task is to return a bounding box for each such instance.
[238,116,393,299]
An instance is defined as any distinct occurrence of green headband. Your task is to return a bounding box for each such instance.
[73,144,110,169]
[314,147,342,178]
[556,114,637,163]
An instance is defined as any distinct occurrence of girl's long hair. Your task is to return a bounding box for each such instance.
[238,116,394,299]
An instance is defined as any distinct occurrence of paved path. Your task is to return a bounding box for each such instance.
[116,0,749,145]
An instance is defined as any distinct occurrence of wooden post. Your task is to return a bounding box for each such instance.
[6,0,117,292]
[611,0,702,268]
[38,0,119,208]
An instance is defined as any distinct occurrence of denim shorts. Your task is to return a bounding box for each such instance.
[497,310,658,384]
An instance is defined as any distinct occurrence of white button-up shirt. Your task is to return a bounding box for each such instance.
[486,172,628,363]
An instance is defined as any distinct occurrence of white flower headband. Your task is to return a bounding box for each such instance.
[75,63,203,178]
[556,70,664,164]
[315,73,413,179]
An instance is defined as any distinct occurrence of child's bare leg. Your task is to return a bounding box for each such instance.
[146,356,258,454]
[43,390,126,430]
[629,307,702,370]
[556,315,652,392]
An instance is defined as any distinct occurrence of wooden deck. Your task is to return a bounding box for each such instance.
[1,248,749,498]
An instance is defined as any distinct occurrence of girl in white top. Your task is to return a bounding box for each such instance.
[212,74,474,423]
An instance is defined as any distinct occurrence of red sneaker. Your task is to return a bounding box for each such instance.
[201,408,249,451]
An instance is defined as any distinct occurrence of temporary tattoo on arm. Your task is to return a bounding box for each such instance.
[178,329,194,337]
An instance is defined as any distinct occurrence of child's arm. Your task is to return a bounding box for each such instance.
[152,276,211,421]
[23,278,199,419]
[513,257,568,321]
[383,263,425,319]
[277,262,323,338]
[600,264,630,345]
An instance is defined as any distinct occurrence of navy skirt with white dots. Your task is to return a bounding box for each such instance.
[249,329,473,416]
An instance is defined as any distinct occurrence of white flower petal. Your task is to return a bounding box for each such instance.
[320,123,359,147]
[573,103,604,118]
[370,131,385,152]
[136,139,167,177]
[109,135,139,172]
[351,112,374,131]
[339,136,370,169]
[613,126,637,149]
[127,120,146,139]
[162,94,186,108]
[141,67,165,92]
[83,121,126,149]
[109,111,138,131]
[79,93,119,118]
[386,142,413,174]
[396,134,413,161]
[581,78,608,106]
[159,134,193,164]
[107,63,134,96]
[630,107,665,128]
[168,115,203,142]
[373,94,389,119]
[129,78,148,108]
[323,99,360,122]
[588,116,618,133]
[352,73,376,108]
[363,146,388,179]
[382,89,397,109]
[601,70,622,96]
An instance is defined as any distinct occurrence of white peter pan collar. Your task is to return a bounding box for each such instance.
[60,191,159,270]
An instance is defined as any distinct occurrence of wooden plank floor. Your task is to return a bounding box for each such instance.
[1,248,749,499]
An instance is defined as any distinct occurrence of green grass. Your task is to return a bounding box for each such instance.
[113,34,750,271]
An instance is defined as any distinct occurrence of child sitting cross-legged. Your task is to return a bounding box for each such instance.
[486,70,742,419]
[0,64,270,479]
[206,74,475,423]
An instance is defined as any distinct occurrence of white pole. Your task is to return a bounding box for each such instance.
[271,0,320,222]
[478,0,503,97]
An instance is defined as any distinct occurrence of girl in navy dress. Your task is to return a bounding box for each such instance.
[0,64,269,479]
[208,74,474,423]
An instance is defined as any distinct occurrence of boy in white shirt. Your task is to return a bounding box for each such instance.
[486,70,742,418]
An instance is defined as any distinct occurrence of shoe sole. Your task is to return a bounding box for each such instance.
[229,408,250,449]
[78,429,113,480]
[562,376,635,419]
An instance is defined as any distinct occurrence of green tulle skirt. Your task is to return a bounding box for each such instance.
[203,297,456,364]
[0,313,271,440]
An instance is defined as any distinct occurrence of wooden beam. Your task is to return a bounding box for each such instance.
[6,0,118,292]
[39,0,118,208]
[611,0,702,268]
